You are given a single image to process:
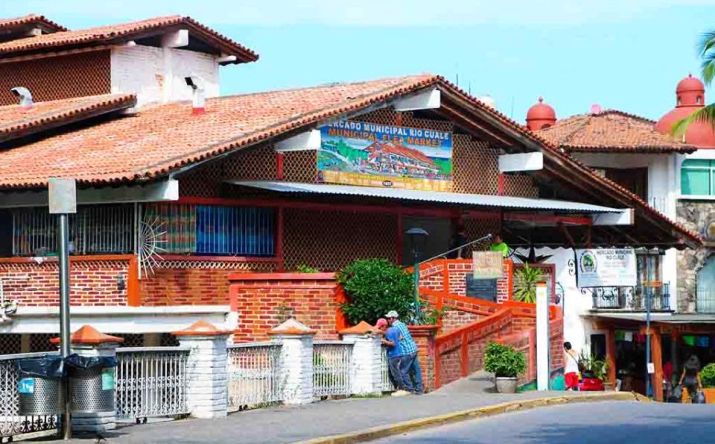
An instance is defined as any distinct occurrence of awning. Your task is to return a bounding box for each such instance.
[228,180,630,216]
[587,312,715,324]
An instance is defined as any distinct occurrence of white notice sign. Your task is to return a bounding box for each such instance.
[472,251,503,279]
[576,248,637,288]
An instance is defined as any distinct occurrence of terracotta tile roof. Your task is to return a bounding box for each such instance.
[0,14,67,33]
[0,15,257,63]
[537,109,696,153]
[0,74,700,247]
[0,75,437,190]
[0,93,136,142]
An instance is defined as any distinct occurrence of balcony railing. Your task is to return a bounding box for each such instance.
[589,283,671,311]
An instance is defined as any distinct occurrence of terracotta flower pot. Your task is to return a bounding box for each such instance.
[496,377,518,393]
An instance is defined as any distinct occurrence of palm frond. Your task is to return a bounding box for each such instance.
[699,31,715,55]
[670,104,715,137]
[702,51,715,85]
[699,31,715,85]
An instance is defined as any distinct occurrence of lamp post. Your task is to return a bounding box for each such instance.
[405,228,429,317]
[48,178,76,440]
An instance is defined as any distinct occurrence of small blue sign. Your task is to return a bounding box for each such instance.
[18,378,35,394]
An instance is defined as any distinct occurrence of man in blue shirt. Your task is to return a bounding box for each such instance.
[386,310,424,394]
[375,318,409,395]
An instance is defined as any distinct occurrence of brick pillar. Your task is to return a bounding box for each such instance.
[51,325,124,435]
[269,319,315,405]
[173,320,230,419]
[408,325,438,392]
[340,321,383,396]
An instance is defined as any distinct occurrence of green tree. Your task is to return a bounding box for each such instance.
[672,32,715,135]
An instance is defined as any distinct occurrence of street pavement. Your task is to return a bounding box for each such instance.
[371,400,715,444]
[46,373,591,443]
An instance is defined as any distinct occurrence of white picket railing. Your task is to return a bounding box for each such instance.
[379,347,394,392]
[0,352,58,439]
[115,347,190,421]
[227,343,283,411]
[313,341,352,398]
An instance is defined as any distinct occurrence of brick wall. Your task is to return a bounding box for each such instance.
[418,259,512,302]
[229,273,339,342]
[0,257,128,306]
[0,52,111,105]
[140,259,277,306]
[409,326,437,392]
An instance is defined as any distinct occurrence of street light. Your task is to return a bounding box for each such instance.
[405,227,429,315]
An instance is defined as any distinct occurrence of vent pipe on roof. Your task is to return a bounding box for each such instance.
[10,87,33,108]
[184,74,205,115]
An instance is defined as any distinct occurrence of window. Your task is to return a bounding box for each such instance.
[681,159,714,196]
[11,205,134,256]
[146,204,275,256]
[636,253,661,286]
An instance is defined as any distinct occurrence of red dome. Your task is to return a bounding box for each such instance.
[675,74,706,108]
[526,97,556,131]
[677,74,705,94]
[655,75,715,148]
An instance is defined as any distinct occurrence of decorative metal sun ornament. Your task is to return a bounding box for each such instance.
[138,215,168,279]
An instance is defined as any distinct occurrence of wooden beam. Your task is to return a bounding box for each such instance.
[438,104,514,146]
[558,222,576,248]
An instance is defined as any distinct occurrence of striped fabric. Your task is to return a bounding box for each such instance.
[393,320,418,356]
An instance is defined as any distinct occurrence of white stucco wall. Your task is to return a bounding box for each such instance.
[111,45,220,108]
[572,152,681,309]
[571,152,674,217]
[514,248,594,354]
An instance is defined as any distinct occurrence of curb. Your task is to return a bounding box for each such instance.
[297,392,648,444]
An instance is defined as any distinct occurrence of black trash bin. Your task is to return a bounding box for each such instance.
[16,355,65,416]
[65,354,117,414]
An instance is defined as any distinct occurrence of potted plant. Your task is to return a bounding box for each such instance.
[700,363,715,403]
[513,264,544,304]
[484,342,526,393]
[578,351,609,390]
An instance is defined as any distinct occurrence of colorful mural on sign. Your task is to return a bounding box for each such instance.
[317,120,453,191]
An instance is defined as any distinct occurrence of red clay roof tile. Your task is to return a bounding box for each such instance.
[0,14,67,33]
[0,73,701,247]
[0,93,136,142]
[0,15,257,63]
[537,109,696,153]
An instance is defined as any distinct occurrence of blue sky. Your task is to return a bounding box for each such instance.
[2,0,715,121]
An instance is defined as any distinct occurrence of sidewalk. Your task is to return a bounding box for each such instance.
[48,375,639,443]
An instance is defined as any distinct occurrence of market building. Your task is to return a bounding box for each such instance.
[532,75,715,400]
[0,12,700,378]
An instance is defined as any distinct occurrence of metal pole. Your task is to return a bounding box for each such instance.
[645,288,652,398]
[58,213,71,439]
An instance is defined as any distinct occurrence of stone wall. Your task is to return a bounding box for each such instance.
[676,200,714,312]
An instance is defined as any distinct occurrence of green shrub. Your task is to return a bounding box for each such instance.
[702,363,715,388]
[484,342,527,378]
[295,264,320,273]
[337,259,414,325]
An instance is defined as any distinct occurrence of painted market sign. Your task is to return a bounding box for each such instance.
[576,248,637,288]
[318,120,453,191]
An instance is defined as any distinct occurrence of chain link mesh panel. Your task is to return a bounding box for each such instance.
[0,51,111,105]
[0,335,21,355]
[283,208,397,271]
[284,150,317,183]
[30,334,55,353]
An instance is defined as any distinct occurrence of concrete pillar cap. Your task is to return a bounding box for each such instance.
[173,320,230,337]
[268,318,316,336]
[50,325,124,345]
